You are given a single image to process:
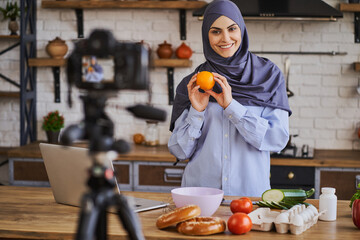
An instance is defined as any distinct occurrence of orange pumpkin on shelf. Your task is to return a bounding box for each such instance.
[175,42,193,59]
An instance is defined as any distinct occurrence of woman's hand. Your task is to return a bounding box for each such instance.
[206,72,233,109]
[187,73,210,112]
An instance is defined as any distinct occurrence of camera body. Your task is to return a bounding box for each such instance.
[67,29,149,91]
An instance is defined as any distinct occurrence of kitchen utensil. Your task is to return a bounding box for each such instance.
[357,78,360,95]
[171,187,224,217]
[284,58,294,98]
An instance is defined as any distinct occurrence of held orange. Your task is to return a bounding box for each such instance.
[196,71,215,90]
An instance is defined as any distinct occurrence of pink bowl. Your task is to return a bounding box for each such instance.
[171,187,224,216]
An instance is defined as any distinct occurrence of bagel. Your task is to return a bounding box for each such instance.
[176,217,226,236]
[156,205,201,229]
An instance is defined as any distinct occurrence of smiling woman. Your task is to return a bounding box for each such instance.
[168,0,291,197]
[208,16,241,58]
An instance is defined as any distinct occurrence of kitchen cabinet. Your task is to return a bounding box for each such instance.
[315,167,360,200]
[270,166,315,198]
[133,161,186,192]
[6,142,360,196]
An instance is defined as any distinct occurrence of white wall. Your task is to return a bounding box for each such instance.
[0,0,359,150]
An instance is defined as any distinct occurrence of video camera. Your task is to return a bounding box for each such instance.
[67,29,149,91]
[62,29,166,150]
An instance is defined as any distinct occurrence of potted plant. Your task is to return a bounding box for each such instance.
[0,1,21,35]
[42,110,65,144]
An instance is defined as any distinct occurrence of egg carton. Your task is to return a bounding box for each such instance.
[248,204,325,235]
[248,207,280,231]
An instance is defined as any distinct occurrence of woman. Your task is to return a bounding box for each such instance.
[85,56,104,83]
[168,0,291,197]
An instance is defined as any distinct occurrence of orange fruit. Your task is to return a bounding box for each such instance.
[196,71,215,90]
[133,133,145,144]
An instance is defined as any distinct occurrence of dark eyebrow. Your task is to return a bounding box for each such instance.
[209,26,221,30]
[210,23,237,30]
[227,24,237,29]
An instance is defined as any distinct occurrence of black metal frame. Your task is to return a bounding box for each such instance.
[19,0,37,145]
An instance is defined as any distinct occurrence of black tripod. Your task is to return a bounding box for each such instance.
[75,156,144,240]
[61,92,144,240]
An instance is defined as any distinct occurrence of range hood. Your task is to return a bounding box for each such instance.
[193,0,343,21]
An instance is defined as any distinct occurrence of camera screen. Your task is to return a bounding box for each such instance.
[82,56,114,83]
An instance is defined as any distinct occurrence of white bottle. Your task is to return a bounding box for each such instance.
[319,187,337,221]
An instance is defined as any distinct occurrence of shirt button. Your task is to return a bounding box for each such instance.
[198,117,202,121]
[224,177,228,181]
[224,134,228,138]
[228,115,232,119]
[224,155,228,159]
[191,137,195,141]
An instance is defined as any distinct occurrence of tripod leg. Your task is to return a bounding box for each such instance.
[113,194,145,240]
[76,194,102,240]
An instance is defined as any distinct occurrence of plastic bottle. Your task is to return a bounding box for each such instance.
[319,187,337,221]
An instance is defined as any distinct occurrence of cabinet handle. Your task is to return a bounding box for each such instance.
[288,171,295,180]
[164,168,184,183]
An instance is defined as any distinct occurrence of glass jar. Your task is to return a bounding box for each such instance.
[145,121,159,146]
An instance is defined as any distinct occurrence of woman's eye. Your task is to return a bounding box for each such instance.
[211,30,221,34]
[229,26,238,32]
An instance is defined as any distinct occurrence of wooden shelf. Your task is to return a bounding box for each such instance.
[0,91,20,98]
[41,0,207,39]
[28,58,66,67]
[340,3,360,43]
[340,3,360,12]
[42,0,207,9]
[152,59,192,68]
[0,35,20,40]
[355,62,360,71]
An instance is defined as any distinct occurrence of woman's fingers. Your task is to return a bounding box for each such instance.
[212,72,230,89]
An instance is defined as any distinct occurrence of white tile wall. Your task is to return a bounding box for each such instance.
[0,0,359,150]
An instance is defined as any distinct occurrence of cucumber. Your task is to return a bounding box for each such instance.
[258,201,273,208]
[261,188,315,203]
[272,201,288,210]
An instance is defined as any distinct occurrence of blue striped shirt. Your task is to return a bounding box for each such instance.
[168,99,289,197]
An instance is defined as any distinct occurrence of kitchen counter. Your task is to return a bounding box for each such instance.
[5,141,360,167]
[0,186,358,239]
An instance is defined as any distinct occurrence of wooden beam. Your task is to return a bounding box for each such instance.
[355,62,360,72]
[28,58,66,67]
[0,35,20,40]
[340,3,360,12]
[152,59,192,68]
[0,91,20,98]
[42,0,207,9]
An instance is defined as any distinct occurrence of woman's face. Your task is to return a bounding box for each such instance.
[208,16,241,58]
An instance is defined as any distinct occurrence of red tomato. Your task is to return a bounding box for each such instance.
[227,212,252,235]
[352,199,360,229]
[230,197,253,214]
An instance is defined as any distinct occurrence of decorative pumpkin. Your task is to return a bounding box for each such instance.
[175,42,193,59]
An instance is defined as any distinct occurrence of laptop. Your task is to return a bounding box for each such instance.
[39,143,168,212]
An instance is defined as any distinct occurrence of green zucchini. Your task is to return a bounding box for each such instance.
[261,188,315,203]
[272,201,288,210]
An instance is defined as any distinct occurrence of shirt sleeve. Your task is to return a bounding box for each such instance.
[224,99,289,152]
[167,106,205,160]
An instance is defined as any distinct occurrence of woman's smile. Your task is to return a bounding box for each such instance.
[219,43,235,49]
